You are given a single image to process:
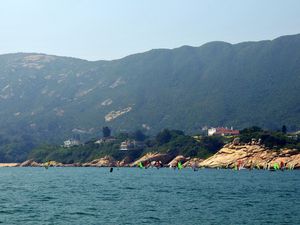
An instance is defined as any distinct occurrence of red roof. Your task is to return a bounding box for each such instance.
[215,127,239,135]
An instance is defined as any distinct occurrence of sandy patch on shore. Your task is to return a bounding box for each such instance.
[0,163,19,167]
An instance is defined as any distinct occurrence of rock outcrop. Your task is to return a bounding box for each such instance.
[19,159,40,167]
[183,158,204,168]
[199,143,300,169]
[168,155,188,167]
[130,152,174,167]
[83,156,116,167]
[16,143,300,169]
[41,161,64,167]
[117,156,132,167]
[19,160,64,167]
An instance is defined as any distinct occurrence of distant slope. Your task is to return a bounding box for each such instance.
[0,33,300,161]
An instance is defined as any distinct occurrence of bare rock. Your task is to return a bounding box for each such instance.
[232,137,240,145]
[183,158,204,168]
[199,144,300,169]
[20,159,35,167]
[84,156,116,167]
[117,156,132,167]
[130,152,173,167]
[168,155,187,168]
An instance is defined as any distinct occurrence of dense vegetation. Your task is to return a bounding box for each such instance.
[1,33,300,161]
[152,129,224,158]
[239,126,300,150]
[28,129,225,163]
[28,126,300,164]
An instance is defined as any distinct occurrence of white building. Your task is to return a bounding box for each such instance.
[208,128,217,136]
[63,139,80,148]
[94,137,116,144]
[120,140,144,151]
[207,127,239,136]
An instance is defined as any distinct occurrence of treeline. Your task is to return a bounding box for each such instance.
[28,126,300,164]
[0,133,36,162]
[28,129,225,163]
[239,126,300,149]
[4,126,300,163]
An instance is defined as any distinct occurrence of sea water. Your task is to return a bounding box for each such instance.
[0,168,299,224]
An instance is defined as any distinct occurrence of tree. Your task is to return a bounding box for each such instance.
[156,129,171,145]
[282,125,287,134]
[132,130,146,141]
[115,132,129,141]
[102,127,111,138]
[240,126,262,134]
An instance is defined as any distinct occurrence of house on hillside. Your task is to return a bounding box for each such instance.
[94,136,116,144]
[208,127,239,136]
[63,138,80,148]
[287,131,300,140]
[120,140,145,151]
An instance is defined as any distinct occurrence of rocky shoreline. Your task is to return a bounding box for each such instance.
[1,143,299,169]
[199,143,300,169]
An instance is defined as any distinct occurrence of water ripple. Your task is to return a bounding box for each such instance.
[0,168,299,224]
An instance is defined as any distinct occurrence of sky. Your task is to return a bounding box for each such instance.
[0,0,300,61]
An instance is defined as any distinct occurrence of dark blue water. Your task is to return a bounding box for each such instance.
[0,168,299,225]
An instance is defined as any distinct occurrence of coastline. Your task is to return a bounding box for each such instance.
[1,142,299,169]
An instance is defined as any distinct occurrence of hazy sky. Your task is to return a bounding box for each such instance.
[0,0,299,60]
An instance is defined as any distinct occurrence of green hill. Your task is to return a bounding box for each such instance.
[0,33,300,162]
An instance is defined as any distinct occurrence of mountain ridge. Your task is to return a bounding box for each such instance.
[2,32,300,62]
[0,33,300,162]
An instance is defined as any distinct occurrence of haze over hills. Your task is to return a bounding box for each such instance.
[0,33,300,161]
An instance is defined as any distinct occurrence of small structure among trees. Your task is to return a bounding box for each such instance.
[63,138,80,148]
[208,127,239,136]
[120,140,145,151]
[94,127,116,144]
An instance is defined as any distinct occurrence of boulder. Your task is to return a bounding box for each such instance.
[31,161,42,167]
[232,137,240,145]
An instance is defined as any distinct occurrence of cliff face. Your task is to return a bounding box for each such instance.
[199,143,300,169]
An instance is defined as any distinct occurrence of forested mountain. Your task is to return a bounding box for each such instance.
[0,33,300,161]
